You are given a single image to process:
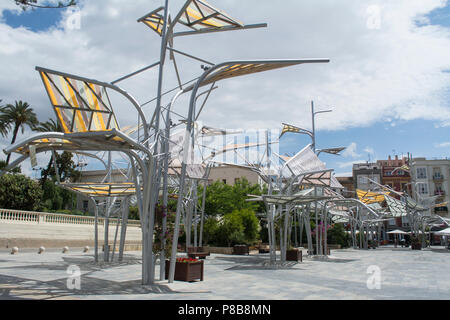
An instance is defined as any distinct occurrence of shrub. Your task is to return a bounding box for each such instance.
[0,174,43,211]
[213,209,260,247]
[327,223,351,248]
[202,217,220,246]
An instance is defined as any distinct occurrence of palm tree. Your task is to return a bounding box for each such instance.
[1,100,39,165]
[0,100,11,139]
[33,118,63,183]
[33,118,62,133]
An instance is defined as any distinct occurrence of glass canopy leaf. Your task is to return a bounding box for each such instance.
[61,183,140,197]
[178,0,243,31]
[356,189,386,205]
[37,67,120,134]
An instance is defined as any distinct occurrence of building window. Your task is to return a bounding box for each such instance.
[358,176,367,185]
[222,179,227,184]
[417,183,428,195]
[416,168,427,179]
[433,168,443,180]
[83,200,89,212]
[114,200,122,209]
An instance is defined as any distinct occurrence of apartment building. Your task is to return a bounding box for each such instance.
[208,165,261,186]
[377,155,411,194]
[353,162,382,191]
[410,158,450,217]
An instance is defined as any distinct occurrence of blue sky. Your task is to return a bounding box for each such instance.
[2,6,64,32]
[279,118,450,176]
[427,2,450,27]
[1,1,449,176]
[277,4,450,175]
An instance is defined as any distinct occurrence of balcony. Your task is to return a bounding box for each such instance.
[433,174,444,181]
[435,190,445,197]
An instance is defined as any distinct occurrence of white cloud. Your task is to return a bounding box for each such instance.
[341,142,360,158]
[364,147,375,155]
[335,171,353,177]
[336,159,367,169]
[0,0,450,171]
[435,142,450,148]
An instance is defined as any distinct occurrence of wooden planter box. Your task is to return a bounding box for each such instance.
[165,260,204,282]
[233,245,249,255]
[286,249,302,262]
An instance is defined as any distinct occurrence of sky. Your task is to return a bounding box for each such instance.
[0,0,449,177]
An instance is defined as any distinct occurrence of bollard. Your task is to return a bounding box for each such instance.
[38,246,45,254]
[11,247,19,255]
[62,246,69,253]
[83,246,89,253]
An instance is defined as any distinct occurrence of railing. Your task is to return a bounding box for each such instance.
[433,175,444,181]
[0,208,141,227]
[435,191,445,196]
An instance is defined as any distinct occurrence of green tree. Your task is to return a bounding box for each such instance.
[202,178,266,217]
[216,212,245,247]
[0,174,43,211]
[203,181,235,216]
[0,101,11,138]
[41,179,76,211]
[33,118,67,184]
[234,208,260,244]
[33,118,62,133]
[14,0,76,10]
[327,223,350,248]
[40,151,81,183]
[1,101,38,165]
[201,217,220,246]
[129,206,140,220]
[0,160,21,173]
[214,209,260,247]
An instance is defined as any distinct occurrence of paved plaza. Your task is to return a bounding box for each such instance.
[0,247,449,300]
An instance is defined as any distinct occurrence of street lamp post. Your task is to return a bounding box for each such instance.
[280,101,343,256]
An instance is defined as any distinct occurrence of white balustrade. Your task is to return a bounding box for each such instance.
[0,208,140,227]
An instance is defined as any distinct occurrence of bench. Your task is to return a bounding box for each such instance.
[258,245,270,254]
[187,247,210,259]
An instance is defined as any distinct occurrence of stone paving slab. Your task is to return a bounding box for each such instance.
[0,246,449,300]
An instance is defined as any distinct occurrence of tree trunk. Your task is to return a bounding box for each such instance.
[6,124,19,165]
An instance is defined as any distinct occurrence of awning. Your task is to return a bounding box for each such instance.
[60,182,141,197]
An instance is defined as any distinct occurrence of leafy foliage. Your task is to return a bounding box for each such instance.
[129,206,140,220]
[0,100,38,164]
[204,208,260,247]
[14,0,76,10]
[40,151,81,183]
[0,174,43,211]
[202,178,266,217]
[327,223,351,248]
[0,160,21,173]
[41,179,75,211]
